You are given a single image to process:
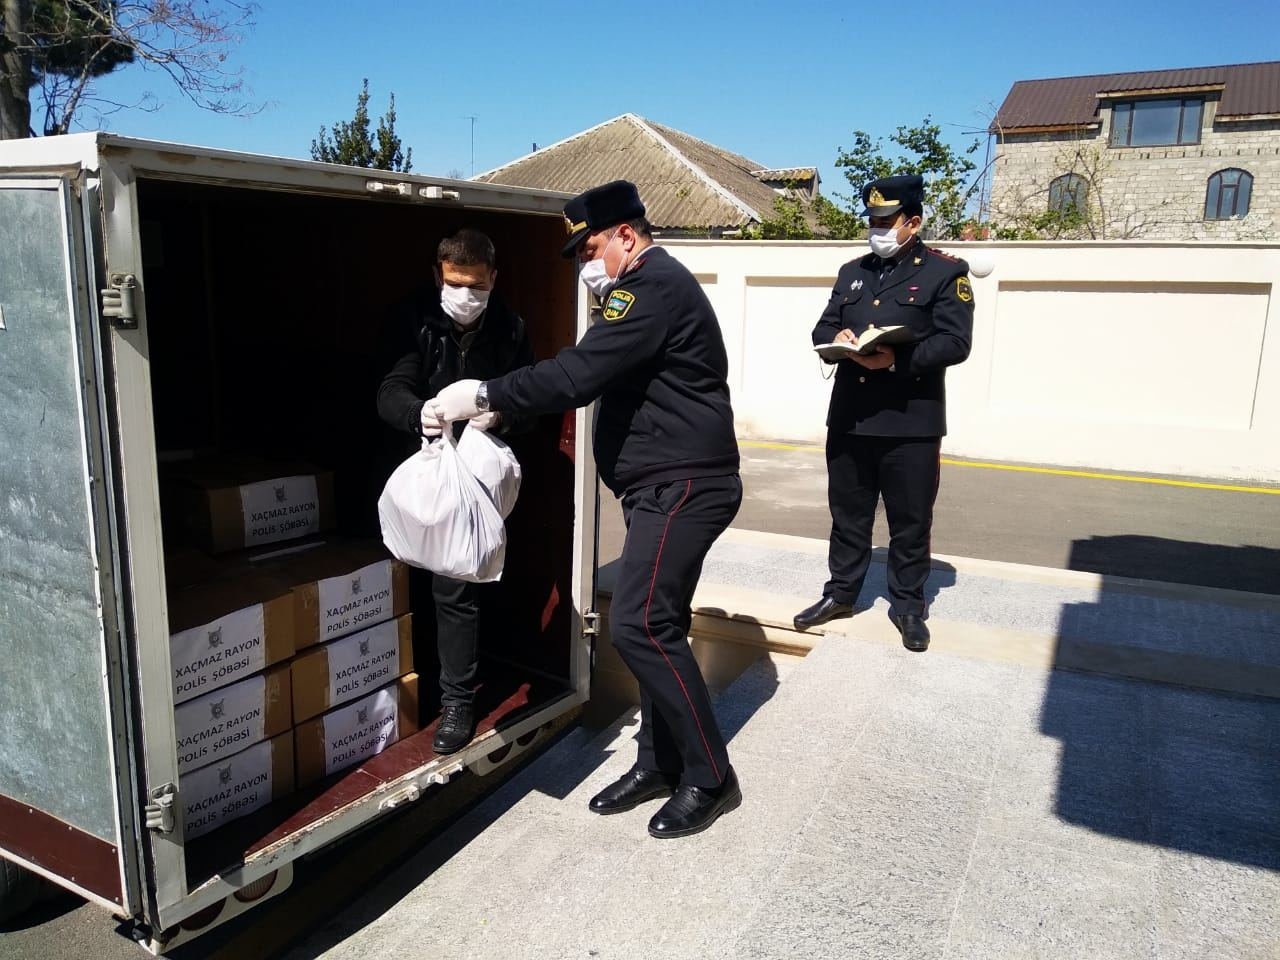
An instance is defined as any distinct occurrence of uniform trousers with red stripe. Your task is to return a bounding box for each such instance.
[610,474,743,789]
[823,434,942,618]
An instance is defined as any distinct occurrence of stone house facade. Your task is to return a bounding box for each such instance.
[989,62,1279,240]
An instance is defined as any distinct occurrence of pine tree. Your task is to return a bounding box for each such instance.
[311,79,412,172]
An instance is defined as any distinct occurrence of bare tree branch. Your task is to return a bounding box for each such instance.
[4,0,258,138]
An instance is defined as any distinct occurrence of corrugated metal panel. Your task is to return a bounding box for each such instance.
[476,115,814,230]
[993,61,1280,130]
[753,167,818,181]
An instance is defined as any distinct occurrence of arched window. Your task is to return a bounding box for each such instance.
[1048,173,1088,216]
[1205,169,1253,220]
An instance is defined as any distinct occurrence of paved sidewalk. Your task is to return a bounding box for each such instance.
[283,628,1280,960]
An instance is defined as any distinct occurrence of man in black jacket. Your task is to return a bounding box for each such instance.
[793,175,973,651]
[426,182,743,839]
[376,228,533,753]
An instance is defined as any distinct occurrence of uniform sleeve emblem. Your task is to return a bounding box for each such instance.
[602,289,636,321]
[956,277,973,303]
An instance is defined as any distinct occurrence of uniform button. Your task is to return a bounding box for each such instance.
[872,299,880,306]
[859,376,866,383]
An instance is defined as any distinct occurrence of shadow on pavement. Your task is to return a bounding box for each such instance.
[1044,537,1280,871]
[1067,534,1280,595]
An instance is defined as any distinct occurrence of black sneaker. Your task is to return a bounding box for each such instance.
[433,703,475,754]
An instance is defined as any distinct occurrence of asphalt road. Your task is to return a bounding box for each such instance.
[5,447,1278,960]
[600,442,1280,595]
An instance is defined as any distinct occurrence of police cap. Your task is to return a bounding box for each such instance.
[860,174,924,218]
[561,180,646,257]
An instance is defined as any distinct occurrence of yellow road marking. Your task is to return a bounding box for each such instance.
[739,440,1280,495]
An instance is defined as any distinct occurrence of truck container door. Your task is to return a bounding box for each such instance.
[0,176,142,917]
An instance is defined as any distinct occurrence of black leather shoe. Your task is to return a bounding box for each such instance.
[648,767,742,839]
[893,613,931,652]
[793,596,854,630]
[433,704,475,754]
[589,767,678,815]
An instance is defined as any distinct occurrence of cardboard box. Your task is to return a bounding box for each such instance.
[181,732,295,840]
[173,664,292,774]
[291,614,414,722]
[168,571,294,704]
[294,674,419,788]
[163,456,336,554]
[244,539,410,649]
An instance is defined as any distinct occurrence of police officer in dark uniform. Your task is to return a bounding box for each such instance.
[427,181,744,838]
[793,175,974,651]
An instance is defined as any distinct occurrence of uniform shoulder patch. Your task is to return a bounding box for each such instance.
[930,247,961,263]
[956,276,973,302]
[602,289,636,321]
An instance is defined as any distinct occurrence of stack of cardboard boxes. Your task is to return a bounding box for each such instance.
[163,459,421,840]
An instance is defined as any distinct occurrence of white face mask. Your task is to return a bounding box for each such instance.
[868,226,904,259]
[579,231,623,297]
[440,283,490,326]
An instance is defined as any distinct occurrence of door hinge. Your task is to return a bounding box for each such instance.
[583,609,601,638]
[101,273,139,329]
[144,783,177,834]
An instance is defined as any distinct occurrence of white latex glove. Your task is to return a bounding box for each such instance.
[468,411,501,432]
[419,404,443,440]
[426,379,482,425]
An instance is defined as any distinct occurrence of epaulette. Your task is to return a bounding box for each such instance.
[928,246,962,263]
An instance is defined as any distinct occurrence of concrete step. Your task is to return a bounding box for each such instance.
[674,528,1280,700]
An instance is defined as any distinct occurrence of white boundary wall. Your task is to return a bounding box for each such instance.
[660,240,1280,483]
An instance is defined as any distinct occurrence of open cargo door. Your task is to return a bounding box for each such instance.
[0,176,141,917]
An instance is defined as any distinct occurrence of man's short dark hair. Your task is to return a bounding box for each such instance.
[902,202,924,221]
[620,217,653,240]
[438,229,496,269]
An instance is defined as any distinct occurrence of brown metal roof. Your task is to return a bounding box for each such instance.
[475,115,814,231]
[992,60,1280,131]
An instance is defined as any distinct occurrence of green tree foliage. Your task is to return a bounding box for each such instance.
[1,0,255,139]
[831,118,980,239]
[311,78,412,172]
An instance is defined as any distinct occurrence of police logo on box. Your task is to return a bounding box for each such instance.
[274,485,287,503]
[357,707,369,724]
[351,577,362,595]
[602,290,636,322]
[211,699,225,720]
[218,764,232,785]
[359,637,370,657]
[208,627,223,649]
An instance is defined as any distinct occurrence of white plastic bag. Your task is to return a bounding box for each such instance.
[377,425,520,582]
[457,425,522,520]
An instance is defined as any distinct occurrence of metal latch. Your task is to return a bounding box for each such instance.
[101,273,139,328]
[583,609,601,638]
[144,783,177,833]
[378,783,421,812]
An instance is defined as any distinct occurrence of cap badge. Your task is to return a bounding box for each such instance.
[564,215,586,235]
[868,187,890,206]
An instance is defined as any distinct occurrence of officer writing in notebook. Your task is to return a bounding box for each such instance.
[793,175,973,651]
[426,181,744,839]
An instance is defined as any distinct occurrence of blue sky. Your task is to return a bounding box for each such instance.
[85,0,1280,203]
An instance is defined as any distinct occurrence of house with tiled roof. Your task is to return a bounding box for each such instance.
[988,61,1279,239]
[474,114,819,237]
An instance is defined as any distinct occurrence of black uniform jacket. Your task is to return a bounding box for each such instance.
[486,246,740,495]
[377,286,534,438]
[813,240,974,437]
